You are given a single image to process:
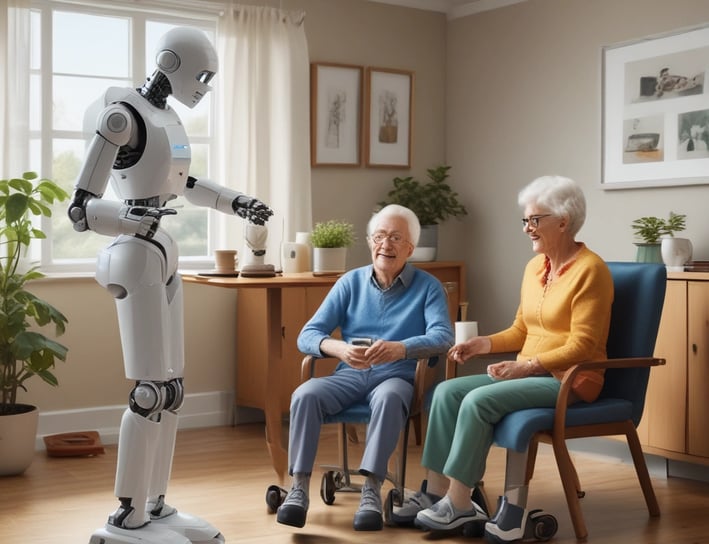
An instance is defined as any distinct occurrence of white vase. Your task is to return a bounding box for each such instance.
[661,237,693,272]
[312,247,347,275]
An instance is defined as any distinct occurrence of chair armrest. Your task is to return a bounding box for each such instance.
[300,354,340,382]
[553,357,666,431]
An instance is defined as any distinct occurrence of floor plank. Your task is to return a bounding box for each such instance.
[1,423,708,543]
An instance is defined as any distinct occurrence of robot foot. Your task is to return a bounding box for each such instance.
[149,510,224,543]
[88,523,191,544]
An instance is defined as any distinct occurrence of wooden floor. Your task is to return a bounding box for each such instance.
[2,423,708,544]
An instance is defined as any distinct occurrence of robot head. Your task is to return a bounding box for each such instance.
[154,27,218,108]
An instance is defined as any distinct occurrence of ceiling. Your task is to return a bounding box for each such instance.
[367,0,527,19]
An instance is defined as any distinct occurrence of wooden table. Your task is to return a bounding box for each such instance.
[182,272,339,481]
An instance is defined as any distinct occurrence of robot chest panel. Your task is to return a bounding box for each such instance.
[111,107,191,201]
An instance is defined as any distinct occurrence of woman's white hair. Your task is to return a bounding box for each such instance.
[518,175,586,237]
[368,204,421,246]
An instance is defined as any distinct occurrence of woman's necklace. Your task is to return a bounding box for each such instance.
[540,247,580,287]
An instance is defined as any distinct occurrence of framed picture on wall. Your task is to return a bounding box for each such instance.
[310,62,363,167]
[364,67,414,168]
[602,23,709,189]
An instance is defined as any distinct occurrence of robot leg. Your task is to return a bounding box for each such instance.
[147,393,224,543]
[89,402,190,544]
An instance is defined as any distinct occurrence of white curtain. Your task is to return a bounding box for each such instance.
[0,0,30,178]
[216,4,311,267]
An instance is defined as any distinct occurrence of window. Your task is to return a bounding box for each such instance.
[30,1,219,272]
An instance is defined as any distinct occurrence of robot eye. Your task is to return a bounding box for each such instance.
[197,71,215,84]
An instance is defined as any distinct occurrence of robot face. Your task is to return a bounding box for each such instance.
[155,27,219,109]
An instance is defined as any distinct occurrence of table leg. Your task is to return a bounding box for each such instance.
[263,287,288,481]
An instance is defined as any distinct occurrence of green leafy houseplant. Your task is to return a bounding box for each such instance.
[0,172,69,415]
[631,212,687,244]
[310,220,356,248]
[377,165,468,225]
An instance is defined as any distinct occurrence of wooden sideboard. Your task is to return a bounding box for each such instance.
[637,271,709,466]
[234,261,467,413]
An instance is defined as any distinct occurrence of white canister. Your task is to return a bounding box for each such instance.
[454,321,479,344]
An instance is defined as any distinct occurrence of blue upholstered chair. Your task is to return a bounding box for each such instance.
[301,354,438,505]
[446,262,667,540]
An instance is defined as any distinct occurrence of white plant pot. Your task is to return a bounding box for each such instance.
[312,247,347,275]
[0,404,39,476]
[661,237,693,272]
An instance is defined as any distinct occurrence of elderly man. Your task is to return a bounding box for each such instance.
[276,204,454,531]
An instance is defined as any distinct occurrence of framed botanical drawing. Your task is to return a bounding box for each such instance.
[310,62,363,167]
[602,24,709,189]
[364,67,414,168]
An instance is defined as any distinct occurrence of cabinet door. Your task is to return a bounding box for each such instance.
[687,281,709,457]
[641,280,687,452]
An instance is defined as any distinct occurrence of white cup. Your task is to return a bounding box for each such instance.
[214,249,237,273]
[455,321,478,344]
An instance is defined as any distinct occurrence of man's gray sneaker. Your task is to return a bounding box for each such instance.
[276,487,309,528]
[353,482,383,531]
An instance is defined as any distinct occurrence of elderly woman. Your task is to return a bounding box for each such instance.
[276,204,453,532]
[398,176,613,539]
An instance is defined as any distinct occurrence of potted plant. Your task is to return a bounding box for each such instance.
[0,171,69,475]
[310,219,355,275]
[631,211,687,264]
[377,165,467,260]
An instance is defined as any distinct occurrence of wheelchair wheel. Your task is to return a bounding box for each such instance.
[529,511,558,541]
[265,485,287,514]
[320,471,336,505]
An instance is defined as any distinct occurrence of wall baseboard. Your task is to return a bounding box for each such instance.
[36,391,234,450]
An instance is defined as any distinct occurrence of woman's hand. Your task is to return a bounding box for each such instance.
[448,336,491,364]
[487,358,544,380]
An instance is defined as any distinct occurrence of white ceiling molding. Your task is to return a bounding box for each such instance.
[366,0,528,20]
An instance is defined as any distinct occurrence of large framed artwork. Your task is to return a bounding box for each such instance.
[310,62,363,167]
[364,67,414,168]
[602,24,709,189]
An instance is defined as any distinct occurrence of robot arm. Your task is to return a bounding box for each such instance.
[67,102,176,239]
[183,176,273,225]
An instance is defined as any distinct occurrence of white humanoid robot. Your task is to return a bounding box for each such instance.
[68,27,273,544]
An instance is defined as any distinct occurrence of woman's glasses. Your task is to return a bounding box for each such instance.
[521,214,552,228]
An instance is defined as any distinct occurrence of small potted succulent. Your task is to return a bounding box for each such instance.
[310,220,355,275]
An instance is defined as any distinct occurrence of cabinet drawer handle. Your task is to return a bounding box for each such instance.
[692,343,698,355]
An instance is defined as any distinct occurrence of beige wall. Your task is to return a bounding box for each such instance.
[26,0,709,413]
[446,0,709,332]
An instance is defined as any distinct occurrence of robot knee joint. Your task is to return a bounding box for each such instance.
[129,381,165,418]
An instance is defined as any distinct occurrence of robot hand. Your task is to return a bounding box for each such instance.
[233,195,273,226]
[127,206,178,239]
[67,188,93,232]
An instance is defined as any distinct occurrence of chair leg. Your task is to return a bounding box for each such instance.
[625,426,660,517]
[551,437,588,541]
[412,413,423,446]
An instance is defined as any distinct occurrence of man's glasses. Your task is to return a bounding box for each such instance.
[521,214,552,228]
[369,232,410,245]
